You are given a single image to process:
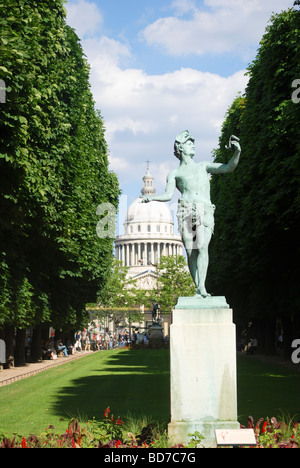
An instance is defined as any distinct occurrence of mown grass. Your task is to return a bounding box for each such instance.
[0,349,170,436]
[237,355,300,426]
[0,348,299,437]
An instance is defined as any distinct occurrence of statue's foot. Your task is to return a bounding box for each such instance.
[195,287,211,298]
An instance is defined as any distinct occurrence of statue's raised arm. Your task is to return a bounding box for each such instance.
[206,135,241,175]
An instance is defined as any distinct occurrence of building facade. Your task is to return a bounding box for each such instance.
[115,164,183,290]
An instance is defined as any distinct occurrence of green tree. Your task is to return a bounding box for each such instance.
[0,254,10,327]
[157,255,195,313]
[97,259,132,309]
[95,259,146,327]
[207,96,247,314]
[208,7,300,354]
[0,0,119,361]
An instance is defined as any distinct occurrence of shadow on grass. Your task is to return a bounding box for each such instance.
[51,350,300,429]
[51,350,171,424]
[237,355,300,426]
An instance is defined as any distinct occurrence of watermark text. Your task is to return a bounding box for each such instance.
[291,339,300,364]
[96,202,117,239]
[291,79,300,104]
[0,79,6,103]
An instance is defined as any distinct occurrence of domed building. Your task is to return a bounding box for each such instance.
[115,164,183,290]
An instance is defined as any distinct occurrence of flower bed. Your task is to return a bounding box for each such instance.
[0,409,299,448]
[246,416,299,448]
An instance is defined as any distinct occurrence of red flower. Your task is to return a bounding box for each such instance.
[115,417,124,426]
[261,421,268,434]
[116,439,122,448]
[292,422,299,439]
[21,437,27,449]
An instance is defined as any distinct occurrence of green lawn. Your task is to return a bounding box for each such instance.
[237,355,300,426]
[0,349,299,437]
[0,349,170,436]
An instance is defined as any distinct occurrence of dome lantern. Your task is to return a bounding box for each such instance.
[141,161,156,196]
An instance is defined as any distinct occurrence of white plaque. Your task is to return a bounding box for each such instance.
[215,429,256,446]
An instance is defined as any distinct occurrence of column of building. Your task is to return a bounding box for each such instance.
[116,241,183,267]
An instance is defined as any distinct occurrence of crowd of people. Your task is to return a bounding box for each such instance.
[41,328,150,360]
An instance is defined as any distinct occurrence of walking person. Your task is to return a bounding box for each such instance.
[75,331,82,352]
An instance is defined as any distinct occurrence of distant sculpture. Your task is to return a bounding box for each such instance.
[142,131,241,297]
[151,300,160,322]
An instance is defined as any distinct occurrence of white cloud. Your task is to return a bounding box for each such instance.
[141,0,292,58]
[81,34,248,189]
[82,37,132,75]
[65,1,251,192]
[108,155,130,172]
[66,0,103,37]
[64,0,296,233]
[171,0,198,15]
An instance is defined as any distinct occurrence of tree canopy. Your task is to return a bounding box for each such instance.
[94,255,194,326]
[207,7,300,352]
[0,0,120,336]
[157,255,195,313]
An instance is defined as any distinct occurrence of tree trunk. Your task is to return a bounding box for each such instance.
[4,325,14,368]
[282,315,294,361]
[15,329,26,367]
[264,318,277,356]
[31,325,42,362]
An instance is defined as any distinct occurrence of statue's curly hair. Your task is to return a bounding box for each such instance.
[174,141,183,160]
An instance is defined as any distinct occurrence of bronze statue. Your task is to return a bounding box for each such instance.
[142,131,241,297]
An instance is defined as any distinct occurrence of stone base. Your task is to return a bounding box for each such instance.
[149,323,164,347]
[176,295,229,309]
[168,296,239,448]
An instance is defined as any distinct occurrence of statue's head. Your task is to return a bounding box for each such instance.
[174,130,195,160]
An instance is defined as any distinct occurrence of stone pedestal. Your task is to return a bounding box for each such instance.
[149,322,164,348]
[168,296,239,448]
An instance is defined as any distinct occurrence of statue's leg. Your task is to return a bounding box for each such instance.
[182,223,198,291]
[186,249,198,288]
[195,226,212,297]
[196,250,209,296]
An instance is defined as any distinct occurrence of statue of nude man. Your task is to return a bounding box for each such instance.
[142,131,241,297]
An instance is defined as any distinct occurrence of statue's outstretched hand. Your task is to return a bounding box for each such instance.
[140,195,153,203]
[225,135,241,151]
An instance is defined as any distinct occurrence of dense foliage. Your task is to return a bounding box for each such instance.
[157,255,195,313]
[0,1,119,353]
[94,255,195,322]
[207,7,300,353]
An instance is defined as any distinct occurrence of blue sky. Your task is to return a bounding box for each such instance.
[75,0,247,77]
[65,0,293,232]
